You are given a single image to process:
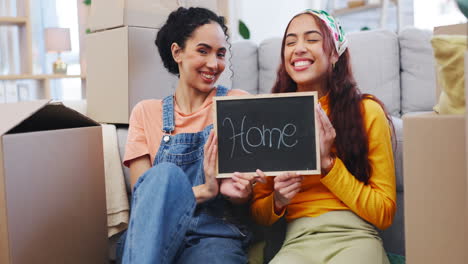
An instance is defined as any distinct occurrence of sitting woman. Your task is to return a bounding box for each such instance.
[252,9,396,264]
[117,7,258,264]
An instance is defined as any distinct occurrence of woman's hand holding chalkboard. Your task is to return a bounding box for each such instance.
[201,130,219,200]
[266,171,303,214]
[219,173,255,204]
[316,103,336,174]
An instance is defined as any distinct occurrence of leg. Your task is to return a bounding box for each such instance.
[270,211,389,264]
[328,238,390,264]
[175,236,247,264]
[269,248,313,264]
[121,162,196,264]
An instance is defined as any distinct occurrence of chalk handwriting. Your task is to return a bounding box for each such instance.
[222,115,298,158]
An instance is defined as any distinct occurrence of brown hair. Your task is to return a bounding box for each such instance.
[272,13,393,184]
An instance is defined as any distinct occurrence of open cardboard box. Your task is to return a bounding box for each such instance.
[0,100,108,264]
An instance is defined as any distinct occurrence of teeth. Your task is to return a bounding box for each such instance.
[294,61,311,67]
[201,73,214,79]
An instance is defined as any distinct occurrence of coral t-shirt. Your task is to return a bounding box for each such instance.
[123,88,248,167]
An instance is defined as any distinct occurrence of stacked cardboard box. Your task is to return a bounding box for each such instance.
[86,0,226,124]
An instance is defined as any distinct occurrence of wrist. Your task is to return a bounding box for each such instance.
[273,197,286,215]
[321,155,336,175]
[203,183,218,199]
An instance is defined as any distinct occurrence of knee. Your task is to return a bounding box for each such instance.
[142,162,189,189]
[330,239,386,264]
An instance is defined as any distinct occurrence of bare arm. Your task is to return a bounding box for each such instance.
[129,155,152,190]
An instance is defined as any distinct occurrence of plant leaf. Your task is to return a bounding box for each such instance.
[239,20,250,40]
[83,0,91,6]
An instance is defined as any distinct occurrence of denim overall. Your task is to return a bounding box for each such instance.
[118,86,250,264]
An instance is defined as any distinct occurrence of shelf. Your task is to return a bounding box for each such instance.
[332,3,382,16]
[0,17,28,26]
[0,74,86,81]
[0,74,86,100]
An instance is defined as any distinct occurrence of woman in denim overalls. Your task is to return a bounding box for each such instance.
[117,7,259,264]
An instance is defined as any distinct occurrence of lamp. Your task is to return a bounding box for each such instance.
[44,28,71,74]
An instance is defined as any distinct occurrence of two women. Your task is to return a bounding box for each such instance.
[120,7,396,264]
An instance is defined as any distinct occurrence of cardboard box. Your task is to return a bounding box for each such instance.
[465,50,468,230]
[403,113,468,263]
[0,100,108,264]
[86,26,177,124]
[86,26,232,124]
[88,0,219,31]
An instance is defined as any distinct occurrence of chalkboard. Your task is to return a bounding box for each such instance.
[213,92,320,178]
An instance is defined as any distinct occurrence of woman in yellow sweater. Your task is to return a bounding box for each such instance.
[251,10,396,264]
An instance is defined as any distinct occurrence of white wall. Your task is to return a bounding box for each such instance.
[229,0,322,44]
[414,0,466,30]
[229,0,416,43]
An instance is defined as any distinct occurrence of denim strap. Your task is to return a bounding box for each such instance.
[162,95,175,134]
[216,85,229,96]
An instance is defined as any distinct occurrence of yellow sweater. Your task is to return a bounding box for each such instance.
[250,96,397,230]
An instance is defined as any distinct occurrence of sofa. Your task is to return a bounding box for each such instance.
[104,26,439,260]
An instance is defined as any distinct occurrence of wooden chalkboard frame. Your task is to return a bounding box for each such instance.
[213,92,320,178]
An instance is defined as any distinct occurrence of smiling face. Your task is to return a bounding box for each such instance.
[172,22,227,93]
[283,14,337,92]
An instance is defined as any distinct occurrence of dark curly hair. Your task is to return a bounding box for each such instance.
[155,7,229,75]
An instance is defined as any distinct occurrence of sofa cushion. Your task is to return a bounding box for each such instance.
[391,116,403,192]
[400,27,437,114]
[231,40,259,94]
[347,29,401,117]
[217,40,259,95]
[258,38,282,94]
[380,192,405,256]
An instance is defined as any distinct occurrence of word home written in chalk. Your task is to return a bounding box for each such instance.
[214,92,320,177]
[222,115,298,158]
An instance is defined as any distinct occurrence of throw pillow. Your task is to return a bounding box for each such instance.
[432,35,467,114]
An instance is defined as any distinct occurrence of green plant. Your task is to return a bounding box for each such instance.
[83,0,91,33]
[238,20,250,40]
[457,0,468,18]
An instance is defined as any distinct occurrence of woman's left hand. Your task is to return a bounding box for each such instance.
[220,172,265,204]
[316,103,336,173]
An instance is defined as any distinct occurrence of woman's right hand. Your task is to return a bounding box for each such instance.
[202,130,219,200]
[272,172,303,214]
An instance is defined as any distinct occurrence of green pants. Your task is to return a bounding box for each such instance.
[270,210,390,264]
